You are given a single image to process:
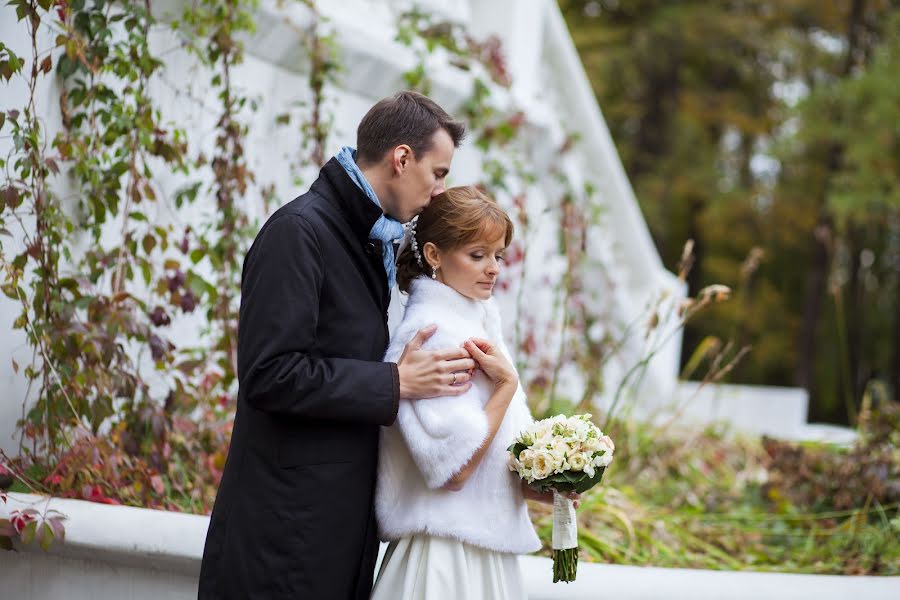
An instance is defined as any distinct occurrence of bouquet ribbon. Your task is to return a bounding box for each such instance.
[551,490,577,550]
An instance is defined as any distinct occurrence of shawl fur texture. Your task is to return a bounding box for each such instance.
[376,276,541,554]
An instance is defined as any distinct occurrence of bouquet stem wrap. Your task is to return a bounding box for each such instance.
[551,489,578,582]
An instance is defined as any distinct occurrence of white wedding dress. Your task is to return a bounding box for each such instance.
[371,535,525,600]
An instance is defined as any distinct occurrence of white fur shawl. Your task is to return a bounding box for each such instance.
[376,276,541,554]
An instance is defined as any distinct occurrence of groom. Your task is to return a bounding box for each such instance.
[198,92,474,599]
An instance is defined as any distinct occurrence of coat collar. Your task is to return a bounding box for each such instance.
[312,157,385,242]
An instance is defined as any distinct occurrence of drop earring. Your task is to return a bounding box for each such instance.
[431,266,438,280]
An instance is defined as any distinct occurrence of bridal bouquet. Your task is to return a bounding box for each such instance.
[508,414,614,582]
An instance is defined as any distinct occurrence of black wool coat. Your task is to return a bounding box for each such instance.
[198,158,400,599]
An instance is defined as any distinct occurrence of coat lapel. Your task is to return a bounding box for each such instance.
[312,159,390,311]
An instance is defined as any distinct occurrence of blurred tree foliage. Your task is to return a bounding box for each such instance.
[560,0,900,423]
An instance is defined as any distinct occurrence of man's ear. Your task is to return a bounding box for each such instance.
[392,144,412,175]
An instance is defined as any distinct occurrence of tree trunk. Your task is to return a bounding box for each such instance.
[795,0,867,422]
[892,269,900,402]
[796,215,832,402]
[845,219,864,417]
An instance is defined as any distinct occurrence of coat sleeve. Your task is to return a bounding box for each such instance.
[237,213,399,425]
[388,325,489,489]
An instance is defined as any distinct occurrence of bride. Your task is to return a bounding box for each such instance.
[372,186,573,599]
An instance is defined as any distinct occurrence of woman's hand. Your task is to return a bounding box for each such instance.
[463,337,518,389]
[521,482,581,509]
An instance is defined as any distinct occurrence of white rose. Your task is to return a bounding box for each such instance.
[584,463,595,478]
[598,435,615,453]
[593,451,613,468]
[508,453,521,473]
[550,439,571,462]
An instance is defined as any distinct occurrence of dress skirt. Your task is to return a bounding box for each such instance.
[370,535,525,600]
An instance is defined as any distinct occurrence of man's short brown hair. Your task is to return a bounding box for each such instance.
[356,91,466,165]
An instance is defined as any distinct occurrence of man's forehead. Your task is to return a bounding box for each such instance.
[425,128,455,160]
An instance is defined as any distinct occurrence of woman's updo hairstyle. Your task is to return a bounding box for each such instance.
[396,186,514,293]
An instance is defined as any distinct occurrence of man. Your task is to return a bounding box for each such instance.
[198,92,473,599]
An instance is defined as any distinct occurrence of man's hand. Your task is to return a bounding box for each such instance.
[396,325,476,400]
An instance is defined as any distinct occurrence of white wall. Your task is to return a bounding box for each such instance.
[0,0,681,458]
[673,381,809,438]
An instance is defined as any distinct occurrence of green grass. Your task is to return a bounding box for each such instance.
[527,418,900,575]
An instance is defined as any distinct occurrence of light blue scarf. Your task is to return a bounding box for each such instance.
[336,146,405,290]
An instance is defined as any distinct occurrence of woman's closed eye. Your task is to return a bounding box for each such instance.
[469,253,505,261]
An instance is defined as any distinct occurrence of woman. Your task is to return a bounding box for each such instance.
[373,186,563,599]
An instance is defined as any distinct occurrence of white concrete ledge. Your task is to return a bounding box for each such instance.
[521,556,900,600]
[3,493,897,599]
[1,493,208,576]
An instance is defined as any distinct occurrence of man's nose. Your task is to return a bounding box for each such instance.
[431,183,445,197]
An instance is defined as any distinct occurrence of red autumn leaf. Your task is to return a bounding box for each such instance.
[86,484,121,505]
[10,510,34,533]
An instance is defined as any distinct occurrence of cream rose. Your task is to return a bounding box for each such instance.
[568,453,587,471]
[532,451,555,480]
[519,449,535,468]
[583,436,601,452]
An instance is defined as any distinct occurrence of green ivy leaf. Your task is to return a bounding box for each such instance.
[142,234,156,255]
[21,520,36,545]
[39,522,53,551]
[56,55,77,78]
[12,253,27,270]
[189,248,205,264]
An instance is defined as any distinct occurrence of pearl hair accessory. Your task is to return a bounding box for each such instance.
[408,216,424,268]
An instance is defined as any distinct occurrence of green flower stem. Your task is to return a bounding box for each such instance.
[553,547,578,583]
